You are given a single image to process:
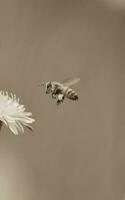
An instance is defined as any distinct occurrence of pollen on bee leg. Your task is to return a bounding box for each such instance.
[58,94,64,101]
[56,94,65,105]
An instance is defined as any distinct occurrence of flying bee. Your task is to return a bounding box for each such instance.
[40,77,80,105]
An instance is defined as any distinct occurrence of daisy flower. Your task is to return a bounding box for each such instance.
[0,91,35,135]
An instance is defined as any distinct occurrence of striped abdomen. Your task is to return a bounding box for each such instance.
[65,88,78,100]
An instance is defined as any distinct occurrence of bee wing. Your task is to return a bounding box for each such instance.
[62,77,80,87]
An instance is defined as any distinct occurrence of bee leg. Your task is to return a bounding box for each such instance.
[57,100,61,105]
[52,93,56,99]
[57,99,64,105]
[56,94,65,105]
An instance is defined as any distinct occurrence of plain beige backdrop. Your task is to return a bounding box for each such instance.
[0,0,125,199]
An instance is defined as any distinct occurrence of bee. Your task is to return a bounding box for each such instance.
[40,77,80,105]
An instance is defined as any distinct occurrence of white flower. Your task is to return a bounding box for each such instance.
[0,91,35,135]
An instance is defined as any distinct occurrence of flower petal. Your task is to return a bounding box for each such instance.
[0,91,35,135]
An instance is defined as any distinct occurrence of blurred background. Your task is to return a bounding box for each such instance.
[0,0,125,199]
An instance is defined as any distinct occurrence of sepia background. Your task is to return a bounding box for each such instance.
[0,0,125,199]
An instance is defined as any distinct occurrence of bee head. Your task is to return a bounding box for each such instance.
[45,82,53,94]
